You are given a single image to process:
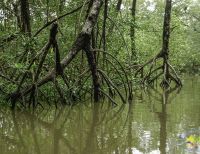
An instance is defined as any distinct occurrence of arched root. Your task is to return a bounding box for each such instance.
[135,52,182,88]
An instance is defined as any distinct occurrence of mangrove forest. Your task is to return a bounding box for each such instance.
[0,0,199,153]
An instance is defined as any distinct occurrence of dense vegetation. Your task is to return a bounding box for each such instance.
[0,0,199,107]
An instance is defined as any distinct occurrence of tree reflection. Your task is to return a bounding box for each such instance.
[0,102,130,154]
[158,90,168,154]
[1,83,199,154]
[149,86,181,154]
[12,110,28,154]
[127,102,134,154]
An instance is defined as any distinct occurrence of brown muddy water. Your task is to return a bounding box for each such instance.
[0,76,199,154]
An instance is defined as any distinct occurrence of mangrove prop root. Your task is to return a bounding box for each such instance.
[84,35,100,102]
[94,49,132,99]
[8,0,103,106]
[53,78,67,104]
[135,52,182,88]
[9,23,59,107]
[34,23,59,82]
[97,69,126,103]
[99,88,117,106]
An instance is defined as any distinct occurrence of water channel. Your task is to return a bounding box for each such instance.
[0,76,199,154]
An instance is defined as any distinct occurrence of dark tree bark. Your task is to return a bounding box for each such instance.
[108,0,122,32]
[161,0,172,85]
[116,0,122,11]
[34,23,59,82]
[135,0,182,88]
[9,0,103,104]
[20,0,31,36]
[130,0,137,61]
[46,0,49,23]
[102,0,108,59]
[84,36,100,102]
[85,0,96,49]
[162,0,171,56]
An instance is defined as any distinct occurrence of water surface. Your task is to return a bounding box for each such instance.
[0,76,199,154]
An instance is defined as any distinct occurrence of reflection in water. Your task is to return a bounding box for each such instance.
[148,86,181,154]
[159,90,168,154]
[82,103,99,154]
[127,102,134,154]
[0,76,200,154]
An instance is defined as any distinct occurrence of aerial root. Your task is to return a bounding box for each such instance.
[99,88,117,105]
[135,53,161,77]
[53,78,67,104]
[105,58,128,98]
[167,62,182,85]
[97,69,126,103]
[135,53,182,88]
[94,49,132,100]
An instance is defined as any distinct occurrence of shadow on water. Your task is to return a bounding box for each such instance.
[0,76,199,154]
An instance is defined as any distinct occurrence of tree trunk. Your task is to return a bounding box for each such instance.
[10,0,103,104]
[135,0,181,87]
[161,0,172,84]
[108,0,122,32]
[102,0,108,62]
[130,0,137,61]
[84,36,100,102]
[162,0,172,55]
[20,0,31,36]
[116,0,122,11]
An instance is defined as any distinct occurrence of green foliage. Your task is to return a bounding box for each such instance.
[0,0,200,103]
